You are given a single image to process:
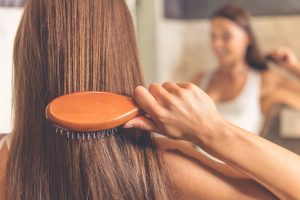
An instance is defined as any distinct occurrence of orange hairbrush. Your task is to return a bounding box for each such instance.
[45,92,141,140]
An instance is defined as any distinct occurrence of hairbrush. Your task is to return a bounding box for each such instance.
[45,92,141,140]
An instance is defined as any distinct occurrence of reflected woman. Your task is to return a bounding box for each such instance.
[0,0,277,199]
[193,4,300,134]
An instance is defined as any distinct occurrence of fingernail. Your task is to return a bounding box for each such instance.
[123,123,134,128]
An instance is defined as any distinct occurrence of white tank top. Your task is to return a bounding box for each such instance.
[200,69,264,135]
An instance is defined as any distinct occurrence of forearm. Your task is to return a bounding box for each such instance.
[275,89,300,111]
[129,83,300,199]
[288,63,300,79]
[196,120,300,200]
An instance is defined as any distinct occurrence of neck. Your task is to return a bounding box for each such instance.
[219,61,249,79]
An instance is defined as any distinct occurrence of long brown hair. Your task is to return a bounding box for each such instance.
[212,4,268,71]
[6,0,171,199]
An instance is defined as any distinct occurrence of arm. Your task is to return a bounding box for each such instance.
[162,144,277,200]
[191,72,204,85]
[288,63,300,78]
[272,87,300,111]
[156,137,249,179]
[125,82,300,200]
[204,121,300,200]
[0,140,9,200]
[267,47,300,78]
[262,74,300,112]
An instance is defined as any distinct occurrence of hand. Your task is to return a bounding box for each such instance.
[266,47,300,72]
[123,82,224,143]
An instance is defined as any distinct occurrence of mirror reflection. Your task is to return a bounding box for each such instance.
[1,1,300,199]
[137,0,300,154]
[1,0,300,154]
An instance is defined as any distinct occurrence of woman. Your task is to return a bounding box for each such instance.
[0,0,276,199]
[192,4,300,134]
[1,0,170,199]
[125,82,300,200]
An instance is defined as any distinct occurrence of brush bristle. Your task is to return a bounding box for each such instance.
[53,124,119,140]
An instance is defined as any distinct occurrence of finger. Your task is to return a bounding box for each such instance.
[276,48,290,60]
[162,82,183,94]
[277,50,287,58]
[277,53,289,63]
[177,82,204,95]
[133,86,162,117]
[123,116,161,133]
[264,52,272,58]
[149,83,172,104]
[176,82,197,90]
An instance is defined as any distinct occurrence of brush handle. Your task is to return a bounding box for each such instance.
[46,92,142,132]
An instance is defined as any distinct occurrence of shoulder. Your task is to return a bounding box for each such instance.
[260,70,287,98]
[0,134,5,140]
[191,72,205,85]
[155,137,224,199]
[0,134,9,150]
[191,69,219,91]
[0,134,10,152]
[0,135,9,200]
[155,137,247,179]
[155,137,277,200]
[260,69,299,98]
[191,68,218,83]
[0,134,9,169]
[261,70,285,86]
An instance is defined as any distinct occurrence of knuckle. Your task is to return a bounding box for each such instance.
[163,96,173,106]
[175,89,186,98]
[142,104,154,114]
[168,99,180,110]
[162,81,171,87]
[185,82,197,90]
[162,82,177,94]
[154,110,167,122]
[175,87,193,99]
[149,83,160,92]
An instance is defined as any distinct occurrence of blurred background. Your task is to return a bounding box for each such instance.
[0,0,23,134]
[136,0,300,83]
[1,0,300,154]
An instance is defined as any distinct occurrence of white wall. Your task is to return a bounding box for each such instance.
[136,1,300,83]
[136,0,160,85]
[3,2,300,133]
[156,12,300,82]
[0,2,135,134]
[0,8,22,133]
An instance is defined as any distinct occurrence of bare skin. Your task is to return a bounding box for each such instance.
[193,17,300,115]
[266,47,300,78]
[0,140,8,200]
[157,138,277,199]
[124,82,300,199]
[0,133,276,199]
[193,67,300,115]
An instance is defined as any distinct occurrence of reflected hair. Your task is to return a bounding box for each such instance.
[212,4,268,71]
[6,0,172,199]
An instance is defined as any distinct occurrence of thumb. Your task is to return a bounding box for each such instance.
[123,116,161,133]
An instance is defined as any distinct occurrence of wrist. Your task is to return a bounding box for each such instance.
[193,117,229,147]
[289,62,300,74]
[273,89,285,105]
[192,118,245,163]
[294,63,300,74]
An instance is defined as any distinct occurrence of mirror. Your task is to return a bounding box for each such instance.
[0,0,24,133]
[1,0,300,155]
[136,0,300,154]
